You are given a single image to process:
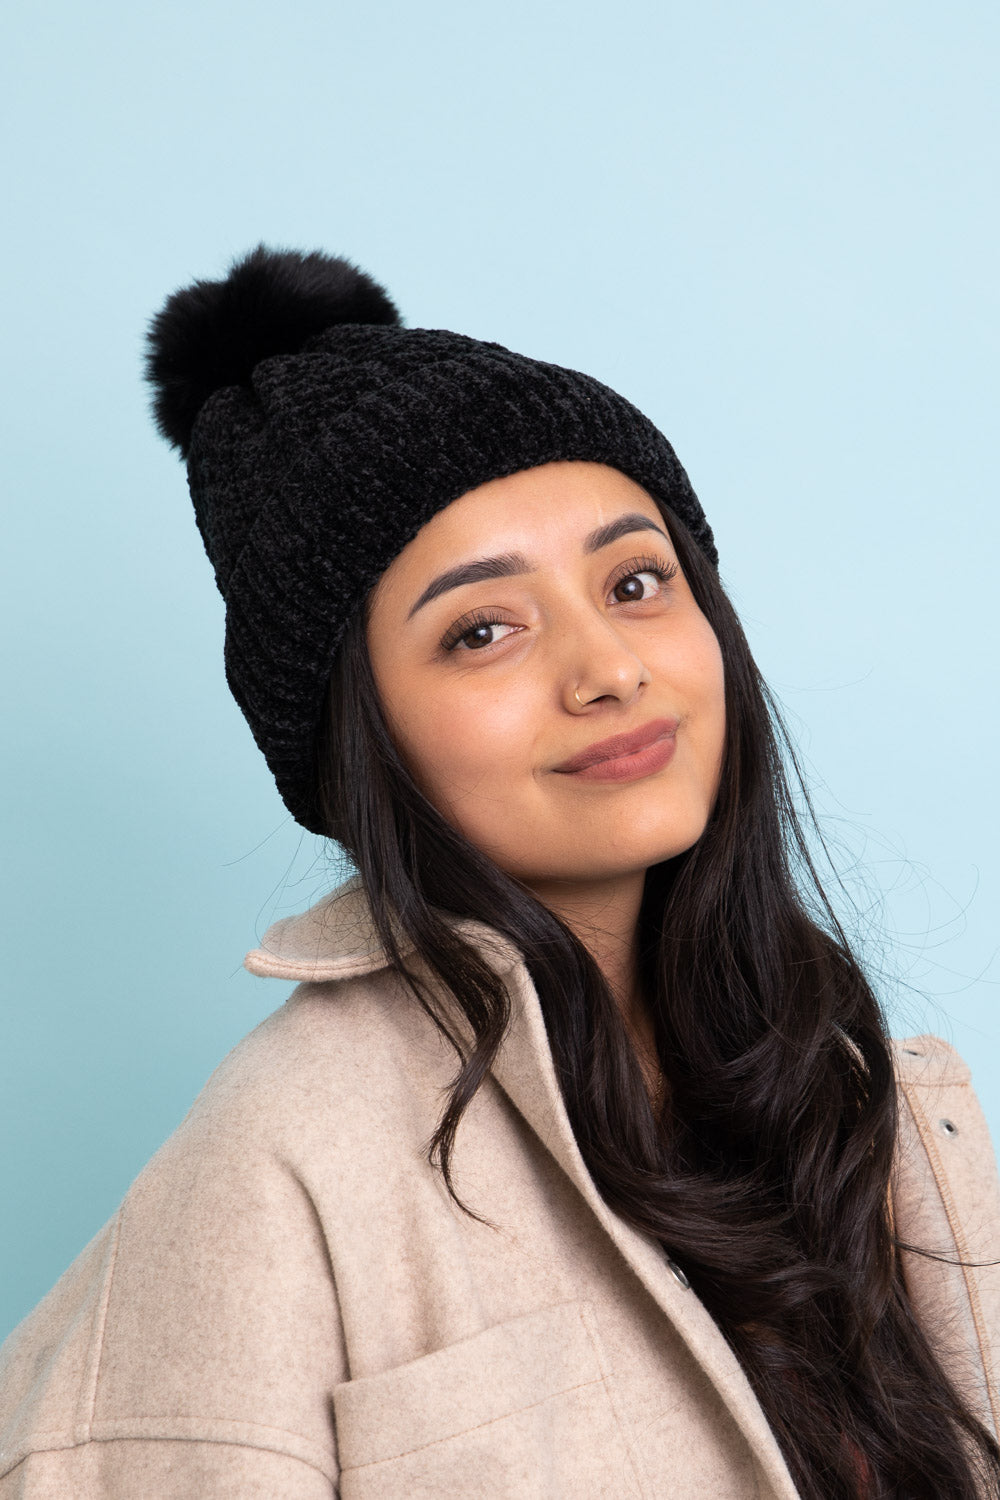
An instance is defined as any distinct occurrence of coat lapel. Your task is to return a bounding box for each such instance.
[246,876,800,1499]
[490,959,800,1500]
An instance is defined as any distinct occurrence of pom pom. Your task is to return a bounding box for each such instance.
[145,243,402,456]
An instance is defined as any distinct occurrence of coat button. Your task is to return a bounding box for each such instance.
[939,1118,959,1136]
[665,1257,690,1289]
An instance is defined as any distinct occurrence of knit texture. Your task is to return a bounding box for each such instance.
[147,248,716,834]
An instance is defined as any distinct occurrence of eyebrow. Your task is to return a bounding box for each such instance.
[406,512,671,621]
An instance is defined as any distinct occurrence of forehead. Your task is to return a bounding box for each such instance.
[390,461,665,574]
[439,459,658,530]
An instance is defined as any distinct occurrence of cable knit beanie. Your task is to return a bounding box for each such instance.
[145,243,716,835]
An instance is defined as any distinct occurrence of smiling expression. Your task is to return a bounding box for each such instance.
[365,460,727,889]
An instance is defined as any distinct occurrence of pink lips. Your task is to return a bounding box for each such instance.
[554,717,680,777]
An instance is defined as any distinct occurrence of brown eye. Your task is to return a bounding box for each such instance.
[441,612,517,653]
[614,570,657,602]
[610,557,678,604]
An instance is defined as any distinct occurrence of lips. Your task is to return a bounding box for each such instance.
[554,717,680,774]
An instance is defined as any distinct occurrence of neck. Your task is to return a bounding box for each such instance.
[523,869,660,1092]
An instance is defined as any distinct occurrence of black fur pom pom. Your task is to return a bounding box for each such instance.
[145,243,402,456]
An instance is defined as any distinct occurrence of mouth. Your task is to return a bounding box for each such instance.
[553,717,680,778]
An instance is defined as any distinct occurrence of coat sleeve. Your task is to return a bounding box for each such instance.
[0,1083,347,1498]
[892,1033,1000,1441]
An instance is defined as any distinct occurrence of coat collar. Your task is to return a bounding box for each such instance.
[245,875,800,1499]
[244,873,523,983]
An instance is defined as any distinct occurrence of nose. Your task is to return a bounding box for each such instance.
[559,606,652,710]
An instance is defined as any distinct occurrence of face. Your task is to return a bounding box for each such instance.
[365,461,726,896]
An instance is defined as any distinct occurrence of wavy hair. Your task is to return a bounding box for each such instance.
[313,499,999,1499]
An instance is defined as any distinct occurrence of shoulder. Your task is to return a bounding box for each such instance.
[162,963,458,1170]
[0,968,451,1492]
[889,1031,994,1230]
[889,1033,1000,1439]
[890,1032,972,1086]
[889,1032,991,1209]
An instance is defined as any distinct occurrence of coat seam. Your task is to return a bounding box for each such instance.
[898,1076,1000,1436]
[0,1431,336,1483]
[575,1301,651,1499]
[341,1375,611,1472]
[74,1206,124,1444]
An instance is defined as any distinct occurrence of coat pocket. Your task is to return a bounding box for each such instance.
[333,1299,642,1499]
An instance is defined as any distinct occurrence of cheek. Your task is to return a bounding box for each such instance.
[672,621,727,784]
[375,664,533,813]
[368,654,435,792]
[379,687,447,800]
[703,645,728,793]
[700,632,727,731]
[366,623,504,822]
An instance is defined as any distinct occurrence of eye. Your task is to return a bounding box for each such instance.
[440,609,519,653]
[610,554,679,603]
[439,553,679,656]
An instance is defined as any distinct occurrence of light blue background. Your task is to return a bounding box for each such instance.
[2,0,997,1341]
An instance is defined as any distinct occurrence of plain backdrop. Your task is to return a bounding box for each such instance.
[2,0,997,1342]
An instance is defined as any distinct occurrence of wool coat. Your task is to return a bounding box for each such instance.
[1,875,999,1498]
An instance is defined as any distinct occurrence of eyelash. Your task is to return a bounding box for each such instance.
[439,554,680,654]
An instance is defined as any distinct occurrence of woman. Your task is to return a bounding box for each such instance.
[1,245,998,1499]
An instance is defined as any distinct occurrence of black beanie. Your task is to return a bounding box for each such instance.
[145,243,716,835]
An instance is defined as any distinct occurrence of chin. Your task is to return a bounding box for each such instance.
[473,811,713,887]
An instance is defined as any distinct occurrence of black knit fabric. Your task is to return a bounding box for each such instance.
[146,247,716,835]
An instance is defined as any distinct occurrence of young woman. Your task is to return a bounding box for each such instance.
[1,245,998,1499]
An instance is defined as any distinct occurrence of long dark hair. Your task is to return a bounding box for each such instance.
[314,497,999,1499]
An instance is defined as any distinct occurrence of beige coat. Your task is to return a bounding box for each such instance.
[2,875,999,1498]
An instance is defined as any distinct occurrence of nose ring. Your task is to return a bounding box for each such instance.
[574,689,585,706]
